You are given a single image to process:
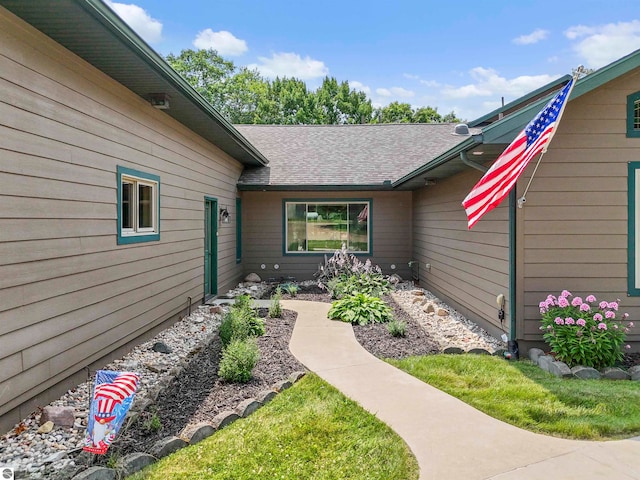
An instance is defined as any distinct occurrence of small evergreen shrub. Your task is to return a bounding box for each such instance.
[386,319,407,337]
[219,295,265,347]
[328,293,393,325]
[269,287,283,318]
[218,338,260,383]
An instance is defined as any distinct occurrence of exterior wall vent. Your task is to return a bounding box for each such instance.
[453,123,470,135]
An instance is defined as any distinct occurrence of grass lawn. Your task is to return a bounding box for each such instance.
[128,373,418,480]
[387,354,640,440]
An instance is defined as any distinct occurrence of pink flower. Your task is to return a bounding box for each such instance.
[608,302,619,311]
[598,322,607,330]
[613,324,619,329]
[565,317,576,325]
[547,325,553,330]
[558,297,570,308]
[586,294,596,303]
[576,318,586,327]
[571,296,583,307]
[593,313,603,322]
[555,317,564,325]
[576,330,583,337]
[605,311,615,319]
[623,313,629,319]
[625,345,631,349]
[580,303,590,312]
[561,290,572,298]
[629,322,635,328]
[540,308,546,314]
[599,301,608,309]
[539,301,546,309]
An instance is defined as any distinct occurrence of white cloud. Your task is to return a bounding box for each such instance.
[420,79,441,88]
[104,1,162,44]
[375,87,414,98]
[564,20,640,68]
[376,88,392,97]
[403,73,419,80]
[441,67,557,100]
[247,52,328,80]
[350,81,371,95]
[513,29,549,45]
[193,29,248,56]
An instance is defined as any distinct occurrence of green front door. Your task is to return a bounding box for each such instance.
[204,198,218,298]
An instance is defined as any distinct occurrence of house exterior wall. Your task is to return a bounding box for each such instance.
[517,69,640,350]
[240,191,413,283]
[0,7,243,431]
[412,169,510,339]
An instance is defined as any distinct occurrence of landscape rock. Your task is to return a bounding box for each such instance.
[537,355,555,373]
[37,421,54,434]
[212,411,240,430]
[244,273,261,283]
[209,305,224,315]
[442,346,465,354]
[150,436,187,458]
[411,289,425,296]
[437,308,448,316]
[413,297,425,305]
[40,406,75,428]
[152,342,172,354]
[236,398,262,417]
[71,466,116,480]
[183,423,216,444]
[630,365,640,381]
[423,304,435,314]
[117,453,156,476]
[549,361,573,378]
[601,367,630,380]
[528,348,545,363]
[389,274,403,284]
[571,366,601,380]
[257,389,278,404]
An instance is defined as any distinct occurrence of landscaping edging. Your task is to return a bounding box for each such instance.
[528,348,640,380]
[71,371,307,480]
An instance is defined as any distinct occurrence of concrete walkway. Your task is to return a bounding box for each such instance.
[285,300,640,480]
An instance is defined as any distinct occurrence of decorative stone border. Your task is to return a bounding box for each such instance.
[71,371,307,480]
[528,348,640,381]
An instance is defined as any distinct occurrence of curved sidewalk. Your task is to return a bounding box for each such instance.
[285,300,640,480]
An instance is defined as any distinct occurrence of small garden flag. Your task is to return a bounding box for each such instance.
[462,78,574,229]
[83,370,139,455]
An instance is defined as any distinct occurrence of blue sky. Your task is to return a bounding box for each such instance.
[105,0,640,121]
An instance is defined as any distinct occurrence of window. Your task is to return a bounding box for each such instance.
[117,166,160,244]
[628,162,640,295]
[628,91,640,138]
[284,200,371,254]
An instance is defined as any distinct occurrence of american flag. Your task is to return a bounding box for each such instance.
[462,78,574,230]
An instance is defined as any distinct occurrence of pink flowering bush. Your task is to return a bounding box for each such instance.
[539,290,634,368]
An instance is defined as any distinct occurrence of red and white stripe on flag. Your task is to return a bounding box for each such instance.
[462,78,574,229]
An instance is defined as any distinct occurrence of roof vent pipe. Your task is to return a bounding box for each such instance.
[453,124,470,135]
[460,151,488,173]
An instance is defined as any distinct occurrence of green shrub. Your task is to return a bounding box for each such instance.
[328,293,394,325]
[386,320,407,337]
[329,273,391,299]
[540,290,634,368]
[281,282,299,297]
[218,338,260,383]
[269,287,283,318]
[219,296,265,347]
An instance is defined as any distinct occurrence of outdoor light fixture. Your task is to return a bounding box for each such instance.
[148,93,170,110]
[219,207,230,223]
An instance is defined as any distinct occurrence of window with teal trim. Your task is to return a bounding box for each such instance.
[284,200,371,254]
[117,166,160,244]
[236,197,242,263]
[628,162,640,295]
[628,91,640,138]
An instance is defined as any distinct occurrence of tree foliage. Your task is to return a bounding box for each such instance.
[166,48,459,125]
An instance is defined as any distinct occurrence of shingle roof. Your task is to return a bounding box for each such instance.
[235,123,470,189]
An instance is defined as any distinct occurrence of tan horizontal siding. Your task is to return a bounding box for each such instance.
[412,168,510,338]
[241,191,413,281]
[0,6,244,427]
[518,70,640,344]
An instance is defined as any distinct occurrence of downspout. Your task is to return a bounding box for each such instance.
[509,189,517,342]
[460,151,488,173]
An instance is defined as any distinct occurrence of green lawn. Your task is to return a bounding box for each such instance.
[128,373,418,479]
[387,354,640,440]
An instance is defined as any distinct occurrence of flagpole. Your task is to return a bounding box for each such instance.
[516,66,584,208]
